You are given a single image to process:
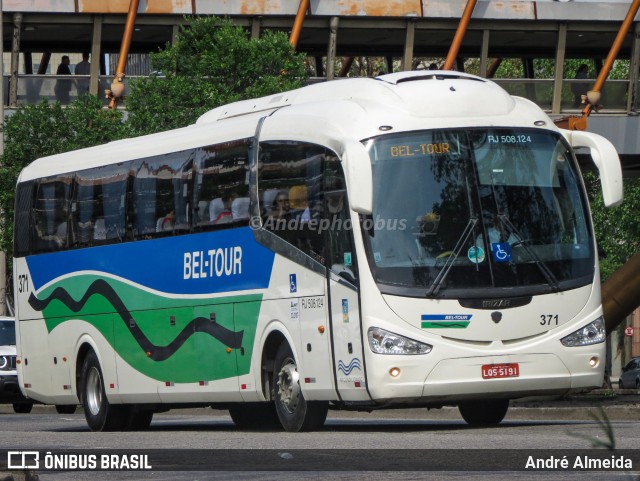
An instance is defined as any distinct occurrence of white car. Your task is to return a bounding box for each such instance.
[0,316,33,413]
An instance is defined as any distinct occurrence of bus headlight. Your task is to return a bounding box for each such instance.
[368,327,432,355]
[560,317,606,347]
[0,355,8,370]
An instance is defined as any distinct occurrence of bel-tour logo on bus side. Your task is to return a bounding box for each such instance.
[183,246,243,279]
[421,314,472,329]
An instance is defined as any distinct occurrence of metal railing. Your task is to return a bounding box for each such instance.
[1,74,147,107]
[1,74,637,114]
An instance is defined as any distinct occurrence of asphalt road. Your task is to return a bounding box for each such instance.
[0,394,639,481]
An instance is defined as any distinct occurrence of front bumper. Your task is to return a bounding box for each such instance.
[0,374,29,402]
[365,350,604,405]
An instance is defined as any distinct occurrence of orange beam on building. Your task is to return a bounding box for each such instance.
[289,0,310,49]
[486,58,502,78]
[338,57,354,77]
[443,0,478,70]
[107,0,140,109]
[580,0,640,118]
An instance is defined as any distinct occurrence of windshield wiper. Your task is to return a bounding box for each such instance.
[497,214,560,292]
[426,217,478,297]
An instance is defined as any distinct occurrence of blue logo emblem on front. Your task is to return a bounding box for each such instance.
[491,242,512,263]
[289,274,297,293]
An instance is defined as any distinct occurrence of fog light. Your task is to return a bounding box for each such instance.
[589,356,600,368]
[389,367,401,378]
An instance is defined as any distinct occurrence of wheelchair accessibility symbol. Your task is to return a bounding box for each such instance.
[491,242,512,263]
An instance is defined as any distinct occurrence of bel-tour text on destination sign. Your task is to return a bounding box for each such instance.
[184,246,243,279]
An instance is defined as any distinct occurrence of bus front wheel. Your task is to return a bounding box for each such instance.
[272,343,328,432]
[458,399,509,426]
[80,350,128,431]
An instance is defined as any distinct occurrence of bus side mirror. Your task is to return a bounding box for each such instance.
[565,130,623,207]
[342,140,373,215]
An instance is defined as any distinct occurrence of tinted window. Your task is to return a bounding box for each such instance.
[258,141,354,279]
[32,175,73,253]
[0,320,16,345]
[130,151,194,239]
[363,128,593,296]
[192,140,250,229]
[72,163,128,246]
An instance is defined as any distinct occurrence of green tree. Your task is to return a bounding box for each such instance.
[125,17,309,136]
[0,96,126,261]
[584,171,640,281]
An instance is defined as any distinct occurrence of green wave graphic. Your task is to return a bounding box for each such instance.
[38,275,262,383]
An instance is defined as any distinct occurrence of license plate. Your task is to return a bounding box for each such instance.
[481,363,520,379]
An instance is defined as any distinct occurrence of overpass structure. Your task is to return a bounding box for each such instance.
[2,1,640,173]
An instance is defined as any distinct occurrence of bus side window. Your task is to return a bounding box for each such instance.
[131,150,193,239]
[192,140,250,231]
[32,175,72,253]
[14,181,33,257]
[258,141,337,266]
[323,163,356,283]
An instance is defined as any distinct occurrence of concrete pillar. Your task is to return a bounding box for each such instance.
[626,24,640,113]
[326,17,339,80]
[10,12,22,108]
[480,29,490,78]
[401,19,415,72]
[251,17,262,40]
[552,23,567,114]
[90,15,103,96]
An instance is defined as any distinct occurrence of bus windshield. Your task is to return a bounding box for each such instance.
[363,128,594,297]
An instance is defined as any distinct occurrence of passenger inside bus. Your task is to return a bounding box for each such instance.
[231,197,250,221]
[268,191,290,220]
[288,185,310,222]
[213,192,238,224]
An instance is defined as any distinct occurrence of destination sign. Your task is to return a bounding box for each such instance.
[389,142,450,157]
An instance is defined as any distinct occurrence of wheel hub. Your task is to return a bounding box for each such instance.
[86,367,103,416]
[277,359,300,413]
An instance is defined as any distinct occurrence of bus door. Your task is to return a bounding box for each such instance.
[323,187,369,402]
[328,270,368,401]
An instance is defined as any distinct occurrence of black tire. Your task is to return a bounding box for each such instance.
[80,350,128,431]
[55,404,77,415]
[618,378,624,389]
[458,399,509,426]
[228,402,281,430]
[12,403,33,414]
[272,343,328,432]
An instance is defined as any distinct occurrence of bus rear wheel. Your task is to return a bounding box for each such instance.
[80,350,128,431]
[458,399,509,426]
[272,343,327,432]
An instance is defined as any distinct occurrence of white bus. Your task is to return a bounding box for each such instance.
[13,71,622,432]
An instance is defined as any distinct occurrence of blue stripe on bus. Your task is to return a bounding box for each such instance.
[26,227,275,295]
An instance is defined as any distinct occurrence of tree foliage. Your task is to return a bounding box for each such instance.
[0,96,126,260]
[125,17,308,136]
[584,171,640,281]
